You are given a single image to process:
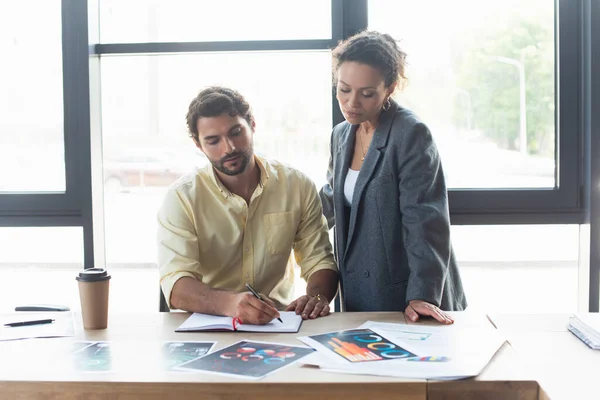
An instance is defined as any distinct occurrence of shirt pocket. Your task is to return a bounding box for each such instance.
[263,211,295,255]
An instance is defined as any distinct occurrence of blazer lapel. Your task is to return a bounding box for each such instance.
[344,106,396,258]
[333,124,356,267]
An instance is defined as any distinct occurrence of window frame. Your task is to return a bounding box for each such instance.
[0,0,95,267]
[357,0,583,225]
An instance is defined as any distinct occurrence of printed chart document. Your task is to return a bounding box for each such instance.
[72,341,112,372]
[0,312,75,341]
[162,341,216,370]
[175,311,303,333]
[299,321,505,380]
[298,328,418,364]
[177,340,314,380]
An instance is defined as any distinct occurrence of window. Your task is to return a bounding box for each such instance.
[0,1,65,192]
[0,227,158,314]
[100,51,332,264]
[369,0,555,189]
[368,0,584,222]
[452,225,580,313]
[0,227,83,312]
[1,1,596,312]
[0,0,91,229]
[99,0,332,43]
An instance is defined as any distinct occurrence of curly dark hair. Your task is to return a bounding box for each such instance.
[186,86,255,141]
[332,30,408,90]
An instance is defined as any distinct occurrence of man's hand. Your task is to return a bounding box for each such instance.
[228,292,280,325]
[286,294,330,320]
[404,299,454,324]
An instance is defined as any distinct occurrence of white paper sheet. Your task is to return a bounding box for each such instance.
[0,312,75,341]
[299,321,506,380]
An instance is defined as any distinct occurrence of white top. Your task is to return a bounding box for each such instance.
[344,169,360,206]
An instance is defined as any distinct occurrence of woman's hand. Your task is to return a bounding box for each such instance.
[405,300,454,324]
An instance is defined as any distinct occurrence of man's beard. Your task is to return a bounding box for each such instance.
[211,146,253,176]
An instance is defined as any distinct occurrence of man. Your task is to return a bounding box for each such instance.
[157,86,338,325]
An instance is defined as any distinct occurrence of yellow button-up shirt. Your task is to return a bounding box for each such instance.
[157,156,337,309]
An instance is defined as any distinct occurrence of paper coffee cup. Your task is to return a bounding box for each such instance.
[76,268,111,330]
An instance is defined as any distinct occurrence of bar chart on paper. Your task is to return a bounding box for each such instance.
[328,337,383,362]
[299,328,417,364]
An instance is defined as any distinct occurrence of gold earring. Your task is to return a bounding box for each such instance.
[383,97,391,111]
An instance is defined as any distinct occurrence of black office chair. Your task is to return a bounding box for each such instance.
[159,287,170,312]
[334,296,340,312]
[334,281,342,312]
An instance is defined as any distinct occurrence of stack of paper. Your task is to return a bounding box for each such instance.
[568,313,600,350]
[298,321,506,380]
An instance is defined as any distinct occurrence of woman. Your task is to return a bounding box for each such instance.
[320,31,467,323]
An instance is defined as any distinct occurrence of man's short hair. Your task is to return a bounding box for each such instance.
[186,86,255,141]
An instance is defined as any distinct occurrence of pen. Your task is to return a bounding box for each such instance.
[245,283,283,323]
[3,318,55,327]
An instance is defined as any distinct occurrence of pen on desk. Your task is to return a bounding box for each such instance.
[3,318,55,327]
[245,283,283,323]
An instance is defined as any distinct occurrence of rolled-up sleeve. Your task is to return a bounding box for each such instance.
[293,175,338,281]
[157,187,203,309]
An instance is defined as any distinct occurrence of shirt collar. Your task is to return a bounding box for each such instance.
[255,155,270,187]
[208,155,270,198]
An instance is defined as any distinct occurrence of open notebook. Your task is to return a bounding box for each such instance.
[175,311,303,333]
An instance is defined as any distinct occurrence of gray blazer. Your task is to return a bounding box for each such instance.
[320,101,467,312]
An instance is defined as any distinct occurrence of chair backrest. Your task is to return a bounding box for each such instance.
[334,295,340,312]
[159,287,170,312]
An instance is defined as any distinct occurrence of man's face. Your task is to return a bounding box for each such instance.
[194,113,254,176]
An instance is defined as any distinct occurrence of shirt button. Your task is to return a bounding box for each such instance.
[245,273,250,279]
[363,270,370,278]
[244,247,250,254]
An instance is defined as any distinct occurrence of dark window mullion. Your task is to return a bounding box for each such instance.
[62,0,94,267]
[331,0,344,43]
[586,0,600,312]
[95,39,337,55]
[332,0,368,128]
[556,0,583,210]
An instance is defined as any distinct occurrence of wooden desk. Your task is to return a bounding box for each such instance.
[489,313,600,400]
[0,311,540,400]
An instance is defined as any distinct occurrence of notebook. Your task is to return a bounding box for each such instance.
[568,313,600,350]
[175,311,303,333]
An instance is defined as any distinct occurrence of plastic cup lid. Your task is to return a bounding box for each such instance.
[76,268,111,282]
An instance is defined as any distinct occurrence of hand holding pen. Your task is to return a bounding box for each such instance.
[245,283,283,323]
